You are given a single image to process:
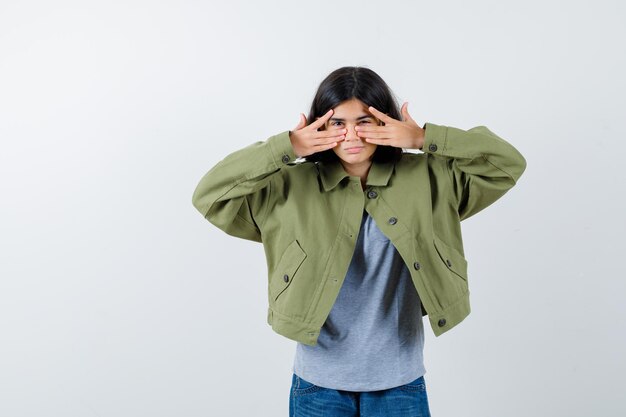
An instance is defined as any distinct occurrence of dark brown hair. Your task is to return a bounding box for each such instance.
[305,66,404,163]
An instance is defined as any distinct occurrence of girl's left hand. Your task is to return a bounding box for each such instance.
[356,102,425,150]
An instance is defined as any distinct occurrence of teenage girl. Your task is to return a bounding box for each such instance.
[192,66,527,417]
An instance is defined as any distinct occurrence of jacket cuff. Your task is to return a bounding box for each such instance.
[268,130,298,166]
[422,122,448,154]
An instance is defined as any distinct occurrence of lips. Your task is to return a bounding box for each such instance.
[345,146,364,154]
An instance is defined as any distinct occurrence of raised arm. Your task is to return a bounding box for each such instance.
[191,131,297,242]
[192,109,345,242]
[421,122,527,221]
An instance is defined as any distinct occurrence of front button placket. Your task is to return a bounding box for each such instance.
[327,178,365,300]
[346,179,365,239]
[364,186,431,324]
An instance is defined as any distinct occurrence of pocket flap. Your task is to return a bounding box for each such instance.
[270,239,307,301]
[433,235,468,280]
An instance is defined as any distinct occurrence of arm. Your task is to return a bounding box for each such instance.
[421,122,527,221]
[191,130,296,242]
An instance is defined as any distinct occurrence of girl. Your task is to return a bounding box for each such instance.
[192,66,526,416]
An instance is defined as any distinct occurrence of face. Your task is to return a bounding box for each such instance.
[322,98,380,172]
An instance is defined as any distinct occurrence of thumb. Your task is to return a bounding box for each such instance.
[292,113,307,131]
[401,102,417,124]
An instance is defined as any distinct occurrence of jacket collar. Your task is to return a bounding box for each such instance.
[317,158,396,192]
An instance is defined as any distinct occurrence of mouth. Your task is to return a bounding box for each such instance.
[345,146,364,154]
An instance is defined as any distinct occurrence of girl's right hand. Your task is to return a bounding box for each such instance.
[288,109,346,158]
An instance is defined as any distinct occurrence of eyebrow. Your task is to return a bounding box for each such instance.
[329,115,374,122]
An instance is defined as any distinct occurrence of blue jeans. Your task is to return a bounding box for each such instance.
[289,373,432,417]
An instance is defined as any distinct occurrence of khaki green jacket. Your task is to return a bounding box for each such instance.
[192,122,527,346]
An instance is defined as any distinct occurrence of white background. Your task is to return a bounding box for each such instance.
[1,0,625,416]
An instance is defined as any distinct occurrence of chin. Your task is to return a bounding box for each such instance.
[340,154,374,164]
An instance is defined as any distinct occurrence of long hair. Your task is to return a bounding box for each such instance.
[304,66,404,163]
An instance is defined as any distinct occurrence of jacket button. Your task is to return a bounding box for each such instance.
[446,259,452,267]
[413,261,421,270]
[367,190,378,199]
[428,143,438,152]
[438,318,446,327]
[388,217,397,225]
[283,274,289,282]
[281,154,290,163]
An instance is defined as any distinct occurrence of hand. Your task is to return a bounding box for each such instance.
[289,109,346,158]
[355,102,425,150]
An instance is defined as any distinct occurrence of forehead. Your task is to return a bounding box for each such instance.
[329,99,376,121]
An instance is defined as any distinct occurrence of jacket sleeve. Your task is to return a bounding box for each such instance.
[421,122,527,221]
[191,130,297,242]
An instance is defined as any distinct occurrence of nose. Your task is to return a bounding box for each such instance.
[344,123,360,141]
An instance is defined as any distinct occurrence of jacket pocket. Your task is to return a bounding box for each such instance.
[433,235,468,281]
[270,239,307,302]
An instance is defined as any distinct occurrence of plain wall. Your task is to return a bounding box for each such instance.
[1,0,624,416]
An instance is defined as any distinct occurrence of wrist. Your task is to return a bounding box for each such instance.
[419,124,427,150]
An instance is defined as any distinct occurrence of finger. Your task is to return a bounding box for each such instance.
[309,109,334,130]
[354,125,389,133]
[292,113,306,131]
[356,130,391,139]
[401,102,408,122]
[363,137,391,145]
[313,141,340,151]
[311,130,345,146]
[367,106,396,124]
[402,102,417,124]
[322,134,345,145]
[317,136,345,146]
[314,129,346,140]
